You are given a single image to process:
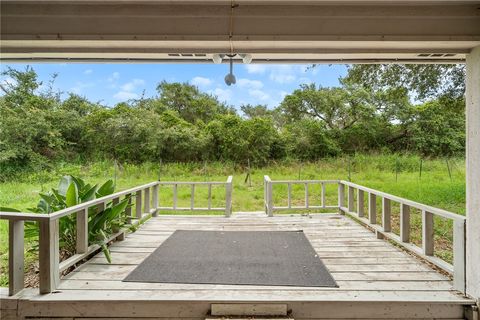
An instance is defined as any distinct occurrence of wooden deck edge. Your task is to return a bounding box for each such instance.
[1,299,474,320]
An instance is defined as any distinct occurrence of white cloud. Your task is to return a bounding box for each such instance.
[245,64,268,74]
[211,88,232,102]
[113,91,139,100]
[244,65,298,84]
[248,89,270,101]
[120,78,145,92]
[298,77,314,85]
[191,76,212,87]
[70,81,94,94]
[237,78,263,90]
[268,65,297,84]
[84,69,93,75]
[108,72,120,82]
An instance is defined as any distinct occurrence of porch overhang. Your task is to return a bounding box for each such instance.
[1,0,480,63]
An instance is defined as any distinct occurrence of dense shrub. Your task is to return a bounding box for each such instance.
[0,66,467,180]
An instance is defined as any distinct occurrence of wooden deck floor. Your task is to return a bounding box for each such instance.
[5,212,475,320]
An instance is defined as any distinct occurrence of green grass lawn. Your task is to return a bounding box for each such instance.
[0,154,466,286]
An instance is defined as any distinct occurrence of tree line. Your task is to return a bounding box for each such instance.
[0,65,465,179]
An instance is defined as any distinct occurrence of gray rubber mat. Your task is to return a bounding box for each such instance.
[123,230,338,287]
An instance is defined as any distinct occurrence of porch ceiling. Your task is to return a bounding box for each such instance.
[1,0,480,63]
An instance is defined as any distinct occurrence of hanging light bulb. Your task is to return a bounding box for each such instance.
[224,56,236,86]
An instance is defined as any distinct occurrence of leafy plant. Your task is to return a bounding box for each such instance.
[1,175,131,263]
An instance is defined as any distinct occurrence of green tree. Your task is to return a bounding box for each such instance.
[278,84,375,130]
[240,104,273,119]
[341,64,465,101]
[156,81,234,123]
[282,119,340,160]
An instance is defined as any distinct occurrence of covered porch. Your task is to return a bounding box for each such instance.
[1,0,480,319]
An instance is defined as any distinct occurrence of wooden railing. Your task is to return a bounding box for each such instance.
[263,177,466,293]
[157,176,233,216]
[338,180,466,293]
[0,177,233,296]
[263,175,339,217]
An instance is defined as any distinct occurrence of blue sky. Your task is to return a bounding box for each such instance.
[0,63,347,110]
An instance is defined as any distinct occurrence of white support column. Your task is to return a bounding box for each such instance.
[466,45,480,299]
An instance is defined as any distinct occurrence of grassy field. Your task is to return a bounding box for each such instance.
[0,154,466,286]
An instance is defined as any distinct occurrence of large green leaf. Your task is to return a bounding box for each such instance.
[58,176,74,196]
[70,175,85,190]
[96,180,115,197]
[65,183,78,207]
[80,184,97,202]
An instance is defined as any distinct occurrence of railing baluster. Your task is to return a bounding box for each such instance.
[400,203,410,242]
[135,190,142,219]
[191,184,195,210]
[368,193,377,224]
[287,183,292,209]
[225,176,233,217]
[97,201,106,228]
[173,184,178,209]
[144,187,150,214]
[453,219,466,293]
[357,189,364,217]
[208,184,212,210]
[348,186,355,212]
[39,219,59,294]
[97,201,105,213]
[382,198,391,232]
[267,179,273,217]
[422,210,434,256]
[125,194,132,223]
[152,184,159,217]
[321,182,326,208]
[305,183,309,208]
[9,220,24,296]
[338,183,345,211]
[76,208,88,254]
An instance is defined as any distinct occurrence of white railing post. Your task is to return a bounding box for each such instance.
[382,198,391,232]
[125,194,132,224]
[338,183,345,213]
[8,220,24,296]
[225,176,233,217]
[400,203,410,242]
[264,176,273,217]
[369,193,377,224]
[348,186,355,212]
[453,219,466,293]
[39,219,59,294]
[76,208,88,254]
[135,190,142,219]
[357,189,364,217]
[144,187,150,215]
[152,184,159,217]
[422,210,434,256]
